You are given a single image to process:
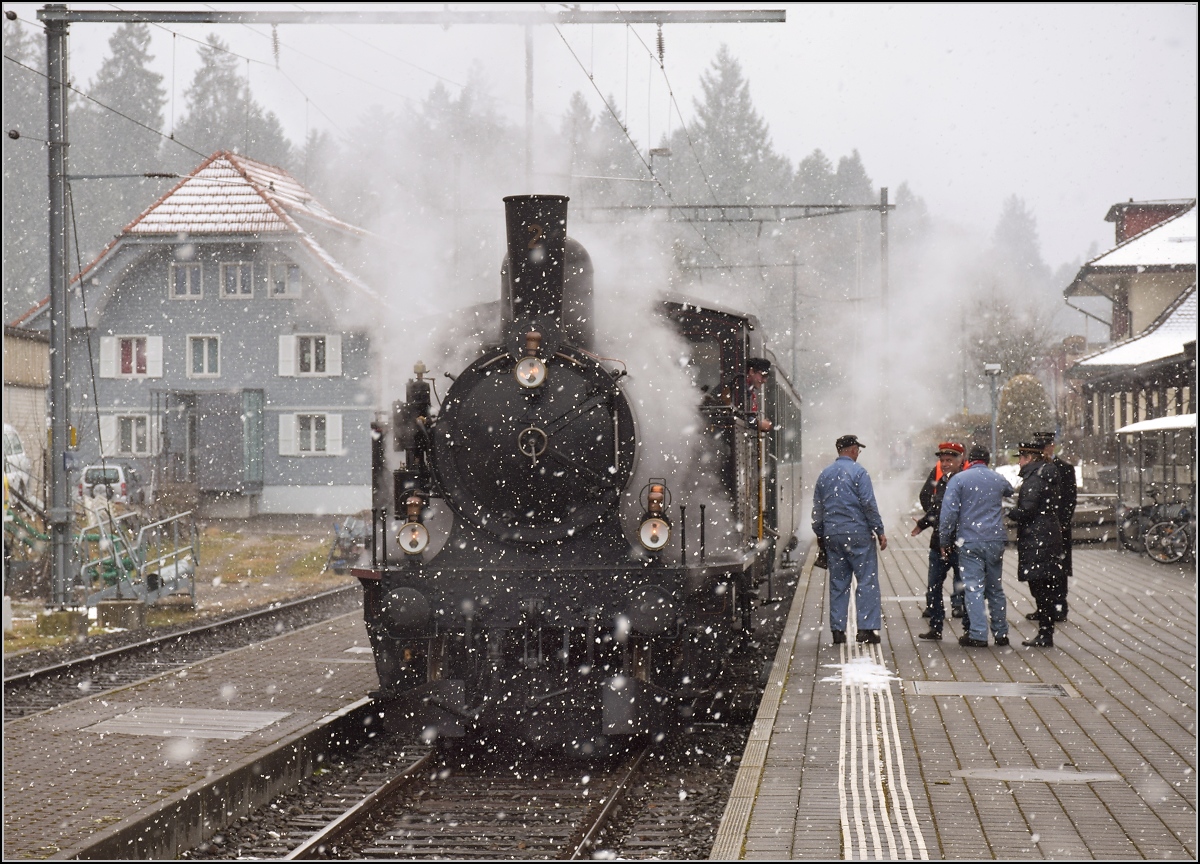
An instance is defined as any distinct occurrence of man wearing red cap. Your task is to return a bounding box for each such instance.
[911,442,966,640]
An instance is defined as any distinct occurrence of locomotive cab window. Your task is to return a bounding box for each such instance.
[686,337,726,405]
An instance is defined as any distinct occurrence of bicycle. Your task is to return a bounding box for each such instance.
[1144,504,1193,564]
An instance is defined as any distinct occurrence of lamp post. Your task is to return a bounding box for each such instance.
[984,363,1002,461]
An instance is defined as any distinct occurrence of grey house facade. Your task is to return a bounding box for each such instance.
[13,152,377,517]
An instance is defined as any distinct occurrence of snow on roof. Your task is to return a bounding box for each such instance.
[9,152,378,328]
[127,151,366,238]
[1077,285,1196,368]
[1116,413,1196,434]
[1085,205,1196,271]
[1104,198,1195,222]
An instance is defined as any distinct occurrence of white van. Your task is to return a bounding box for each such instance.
[3,424,34,500]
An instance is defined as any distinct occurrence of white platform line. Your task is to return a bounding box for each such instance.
[834,598,929,860]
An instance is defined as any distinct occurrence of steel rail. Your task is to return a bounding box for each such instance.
[3,583,359,687]
[283,751,434,860]
[570,746,651,860]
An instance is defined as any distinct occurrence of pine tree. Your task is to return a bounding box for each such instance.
[992,194,1048,278]
[169,34,293,171]
[70,23,168,263]
[669,44,790,205]
[795,149,836,202]
[834,150,873,205]
[2,18,47,321]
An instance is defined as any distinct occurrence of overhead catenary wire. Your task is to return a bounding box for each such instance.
[551,23,727,268]
[2,52,209,161]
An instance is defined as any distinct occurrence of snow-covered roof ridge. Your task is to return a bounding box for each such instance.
[1084,203,1197,271]
[1076,284,1196,368]
[7,151,377,329]
[123,151,365,238]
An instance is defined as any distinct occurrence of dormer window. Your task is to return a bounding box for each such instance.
[269,262,302,298]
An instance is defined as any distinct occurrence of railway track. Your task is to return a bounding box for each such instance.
[184,724,747,860]
[3,585,361,720]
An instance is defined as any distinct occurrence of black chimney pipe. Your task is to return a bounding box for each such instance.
[502,194,568,354]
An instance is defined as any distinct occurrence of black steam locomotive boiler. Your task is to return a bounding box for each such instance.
[355,195,803,754]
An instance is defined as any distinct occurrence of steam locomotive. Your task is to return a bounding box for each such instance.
[355,195,802,754]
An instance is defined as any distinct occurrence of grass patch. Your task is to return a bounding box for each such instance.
[3,526,354,657]
[3,620,72,654]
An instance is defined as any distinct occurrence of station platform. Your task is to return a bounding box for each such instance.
[3,612,377,859]
[712,535,1196,860]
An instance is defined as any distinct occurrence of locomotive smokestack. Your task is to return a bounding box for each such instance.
[504,194,568,337]
[501,195,594,352]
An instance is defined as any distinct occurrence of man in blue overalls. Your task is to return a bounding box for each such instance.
[812,434,888,645]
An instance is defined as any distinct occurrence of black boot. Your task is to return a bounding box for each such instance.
[1022,622,1054,648]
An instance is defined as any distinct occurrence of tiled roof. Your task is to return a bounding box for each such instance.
[126,151,365,238]
[8,151,376,327]
[1076,285,1196,368]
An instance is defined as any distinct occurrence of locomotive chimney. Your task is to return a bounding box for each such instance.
[501,195,594,353]
[504,194,568,341]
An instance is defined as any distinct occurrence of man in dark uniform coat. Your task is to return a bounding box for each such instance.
[1030,431,1076,622]
[912,442,966,640]
[1007,440,1064,647]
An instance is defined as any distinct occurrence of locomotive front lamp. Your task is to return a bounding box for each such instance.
[515,330,547,389]
[638,481,671,551]
[639,516,670,551]
[398,492,430,555]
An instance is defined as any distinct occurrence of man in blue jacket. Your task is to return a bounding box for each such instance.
[939,445,1015,647]
[812,434,888,645]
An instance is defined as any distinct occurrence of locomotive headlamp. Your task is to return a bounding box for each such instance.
[515,330,547,389]
[398,521,430,555]
[639,517,671,551]
[398,492,430,555]
[637,481,671,551]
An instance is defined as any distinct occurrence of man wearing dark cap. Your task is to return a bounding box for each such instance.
[939,445,1015,648]
[745,357,773,432]
[1007,440,1064,647]
[1030,431,1076,622]
[812,434,888,645]
[911,442,966,640]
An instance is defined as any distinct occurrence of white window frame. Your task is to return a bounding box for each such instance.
[187,334,221,378]
[220,261,254,297]
[99,335,164,379]
[278,412,343,456]
[171,262,202,299]
[98,413,151,457]
[278,334,342,377]
[269,262,302,298]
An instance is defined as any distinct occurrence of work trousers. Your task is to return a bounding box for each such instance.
[1028,577,1057,637]
[826,533,881,632]
[925,547,964,633]
[958,541,1008,643]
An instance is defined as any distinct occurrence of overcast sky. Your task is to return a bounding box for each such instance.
[7,2,1197,267]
